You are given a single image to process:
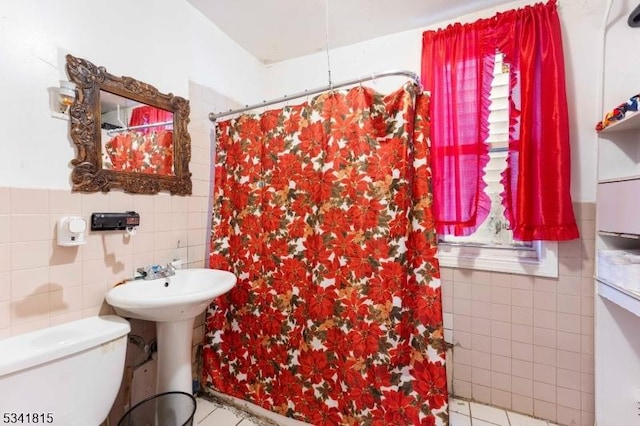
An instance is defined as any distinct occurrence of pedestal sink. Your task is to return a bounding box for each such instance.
[106,268,236,394]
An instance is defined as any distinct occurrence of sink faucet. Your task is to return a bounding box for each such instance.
[136,263,176,280]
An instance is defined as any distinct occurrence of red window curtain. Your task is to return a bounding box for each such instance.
[421,19,494,236]
[129,105,173,134]
[421,0,579,241]
[496,1,579,240]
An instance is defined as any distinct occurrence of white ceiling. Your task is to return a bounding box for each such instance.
[187,0,515,64]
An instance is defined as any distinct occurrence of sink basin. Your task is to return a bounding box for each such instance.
[105,268,236,395]
[106,268,236,322]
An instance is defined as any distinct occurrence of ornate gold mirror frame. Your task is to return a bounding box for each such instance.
[65,54,192,195]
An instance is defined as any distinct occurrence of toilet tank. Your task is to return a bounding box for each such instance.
[0,315,130,426]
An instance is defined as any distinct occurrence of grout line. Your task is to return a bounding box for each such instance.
[197,406,217,424]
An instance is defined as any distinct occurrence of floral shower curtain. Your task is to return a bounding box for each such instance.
[103,130,173,174]
[103,106,174,174]
[205,83,447,425]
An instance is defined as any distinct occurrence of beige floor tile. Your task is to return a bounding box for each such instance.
[508,411,549,426]
[237,418,263,426]
[450,411,472,426]
[194,398,218,423]
[474,420,502,426]
[449,397,470,416]
[197,407,245,426]
[470,401,510,426]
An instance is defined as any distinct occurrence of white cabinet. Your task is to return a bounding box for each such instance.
[596,111,640,307]
[595,109,640,426]
[598,178,640,235]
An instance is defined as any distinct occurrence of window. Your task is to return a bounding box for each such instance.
[437,54,558,277]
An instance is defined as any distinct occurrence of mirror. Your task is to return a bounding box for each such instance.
[65,54,192,195]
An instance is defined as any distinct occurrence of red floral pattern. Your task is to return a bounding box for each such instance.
[103,130,173,175]
[206,84,448,425]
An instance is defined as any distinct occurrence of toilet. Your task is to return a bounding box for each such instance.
[0,315,130,426]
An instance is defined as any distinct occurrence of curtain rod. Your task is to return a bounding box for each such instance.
[106,120,173,135]
[208,69,420,122]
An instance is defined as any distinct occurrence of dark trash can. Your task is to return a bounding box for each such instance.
[118,391,197,426]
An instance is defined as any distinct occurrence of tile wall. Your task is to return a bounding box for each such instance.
[443,202,596,426]
[0,82,595,426]
[0,186,209,337]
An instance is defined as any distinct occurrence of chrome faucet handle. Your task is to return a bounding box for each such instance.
[134,264,174,280]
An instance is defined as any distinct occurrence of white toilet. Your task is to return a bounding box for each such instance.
[0,315,130,426]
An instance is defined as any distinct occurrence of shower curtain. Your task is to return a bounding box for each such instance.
[204,83,448,425]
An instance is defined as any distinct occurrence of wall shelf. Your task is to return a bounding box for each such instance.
[598,110,640,133]
[598,175,640,184]
[598,230,640,239]
[597,277,640,317]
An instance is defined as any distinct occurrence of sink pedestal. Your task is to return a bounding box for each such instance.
[156,319,195,394]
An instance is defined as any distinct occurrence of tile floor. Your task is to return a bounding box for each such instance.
[194,396,561,426]
[448,398,559,426]
[194,397,261,426]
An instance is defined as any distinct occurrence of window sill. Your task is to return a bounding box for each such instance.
[436,241,558,278]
